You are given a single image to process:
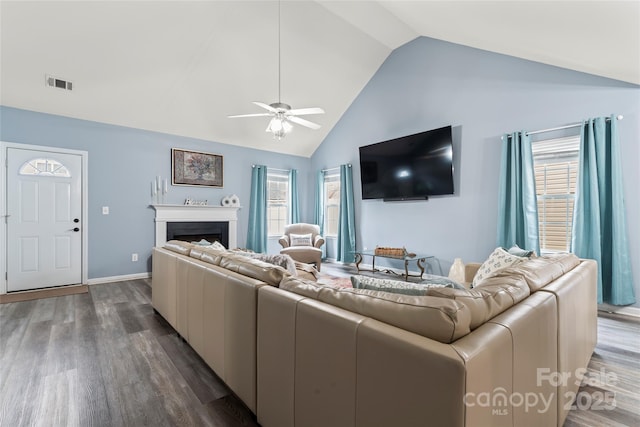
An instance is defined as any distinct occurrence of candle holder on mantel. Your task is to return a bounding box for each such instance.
[151,176,169,205]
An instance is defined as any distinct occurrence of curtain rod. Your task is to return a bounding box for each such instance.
[503,115,623,139]
[322,164,351,173]
[252,165,291,173]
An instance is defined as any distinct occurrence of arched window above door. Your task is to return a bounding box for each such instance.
[19,158,71,177]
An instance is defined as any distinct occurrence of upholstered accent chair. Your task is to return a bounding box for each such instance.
[279,223,325,271]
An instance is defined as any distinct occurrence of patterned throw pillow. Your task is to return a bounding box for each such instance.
[290,233,313,246]
[350,275,458,296]
[472,247,526,288]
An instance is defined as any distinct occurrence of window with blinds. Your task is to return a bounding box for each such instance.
[532,136,580,253]
[267,171,289,236]
[324,173,340,236]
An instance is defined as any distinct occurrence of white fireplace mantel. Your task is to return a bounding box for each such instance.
[152,204,239,248]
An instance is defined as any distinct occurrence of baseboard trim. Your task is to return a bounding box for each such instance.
[88,272,151,285]
[598,304,640,318]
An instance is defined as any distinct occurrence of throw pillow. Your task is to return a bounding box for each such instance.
[209,240,226,251]
[192,238,212,246]
[234,251,298,276]
[350,275,459,296]
[419,274,466,290]
[506,244,536,258]
[290,233,313,247]
[472,247,526,288]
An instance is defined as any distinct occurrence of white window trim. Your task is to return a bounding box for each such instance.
[267,170,290,237]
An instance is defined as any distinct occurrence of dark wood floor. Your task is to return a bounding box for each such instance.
[0,264,638,427]
[0,278,257,427]
[563,311,640,427]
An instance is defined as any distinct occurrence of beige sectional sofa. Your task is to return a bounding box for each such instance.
[152,242,315,413]
[151,241,597,427]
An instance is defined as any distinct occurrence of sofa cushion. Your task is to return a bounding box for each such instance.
[219,252,290,286]
[280,276,326,298]
[293,261,319,281]
[280,277,472,344]
[197,246,227,266]
[164,240,194,256]
[472,247,526,287]
[494,253,580,292]
[427,275,531,329]
[188,245,207,259]
[351,275,464,296]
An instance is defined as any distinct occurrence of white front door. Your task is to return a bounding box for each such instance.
[6,147,83,291]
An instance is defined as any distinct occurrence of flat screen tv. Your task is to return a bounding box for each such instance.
[359,125,454,200]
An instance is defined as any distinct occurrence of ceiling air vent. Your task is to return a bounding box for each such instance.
[46,75,73,91]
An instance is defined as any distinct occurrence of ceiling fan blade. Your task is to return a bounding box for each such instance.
[288,116,321,130]
[286,107,325,116]
[252,101,279,113]
[228,113,273,118]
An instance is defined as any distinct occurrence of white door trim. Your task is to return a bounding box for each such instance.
[0,141,89,294]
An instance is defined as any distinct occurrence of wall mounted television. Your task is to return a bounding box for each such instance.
[359,125,454,201]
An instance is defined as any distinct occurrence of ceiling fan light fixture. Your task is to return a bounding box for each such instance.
[267,115,292,140]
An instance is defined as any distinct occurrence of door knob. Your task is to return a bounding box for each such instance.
[73,227,80,232]
[74,218,80,223]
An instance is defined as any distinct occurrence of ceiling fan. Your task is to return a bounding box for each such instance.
[228,1,324,140]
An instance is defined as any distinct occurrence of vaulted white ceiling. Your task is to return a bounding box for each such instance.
[1,1,638,157]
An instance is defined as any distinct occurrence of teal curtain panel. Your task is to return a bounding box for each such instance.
[572,116,635,305]
[246,165,267,253]
[337,164,356,263]
[496,131,541,254]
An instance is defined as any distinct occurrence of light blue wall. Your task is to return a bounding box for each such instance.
[1,106,311,279]
[3,36,639,306]
[310,37,640,306]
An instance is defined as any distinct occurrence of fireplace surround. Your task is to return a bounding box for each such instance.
[152,204,239,248]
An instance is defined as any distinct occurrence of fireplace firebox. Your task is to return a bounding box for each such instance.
[166,221,229,247]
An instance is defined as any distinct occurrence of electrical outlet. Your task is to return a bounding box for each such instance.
[132,253,138,262]
[102,206,109,215]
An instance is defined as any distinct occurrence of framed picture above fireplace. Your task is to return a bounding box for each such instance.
[172,148,223,187]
